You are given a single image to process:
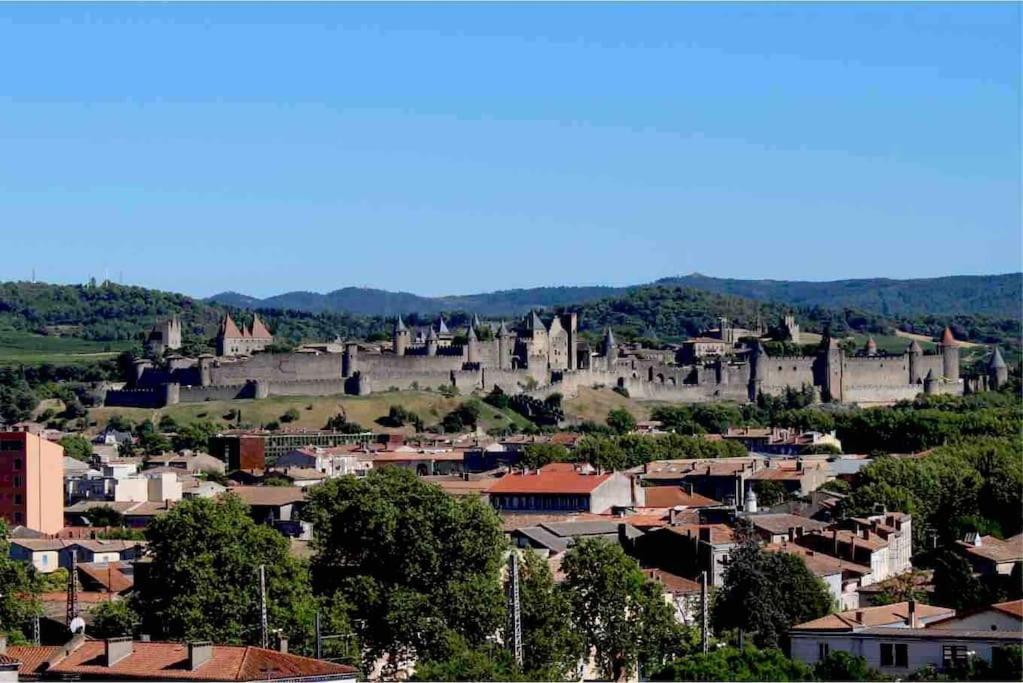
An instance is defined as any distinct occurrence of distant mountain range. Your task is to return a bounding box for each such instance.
[209,273,1022,320]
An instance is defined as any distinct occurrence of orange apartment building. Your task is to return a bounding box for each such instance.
[0,431,64,533]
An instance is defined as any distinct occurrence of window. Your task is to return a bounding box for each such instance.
[895,643,908,667]
[818,643,830,660]
[880,643,894,667]
[943,645,968,669]
[13,512,21,523]
[13,459,21,470]
[13,495,21,505]
[0,441,21,452]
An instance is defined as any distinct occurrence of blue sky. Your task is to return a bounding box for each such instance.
[1,3,1019,298]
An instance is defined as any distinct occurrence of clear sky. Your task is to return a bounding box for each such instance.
[1,2,1019,298]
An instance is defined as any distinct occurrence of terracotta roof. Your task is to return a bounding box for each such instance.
[958,534,1023,565]
[226,486,306,507]
[370,451,464,462]
[665,523,736,545]
[643,568,702,595]
[765,542,871,577]
[220,314,243,339]
[940,327,958,346]
[37,591,118,603]
[7,645,60,676]
[642,486,720,508]
[78,562,133,593]
[15,640,355,681]
[749,513,828,536]
[499,512,595,532]
[249,314,273,339]
[489,466,611,495]
[792,601,953,631]
[992,599,1023,619]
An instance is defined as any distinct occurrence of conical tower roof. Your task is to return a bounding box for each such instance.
[249,314,273,339]
[865,337,877,354]
[528,311,545,331]
[437,317,449,335]
[426,326,438,341]
[466,322,478,341]
[472,314,482,330]
[989,346,1007,370]
[940,327,958,346]
[221,314,242,338]
[497,321,510,337]
[394,315,407,333]
[907,339,923,354]
[924,368,935,381]
[603,327,616,348]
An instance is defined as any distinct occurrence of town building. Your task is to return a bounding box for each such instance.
[0,431,64,534]
[6,636,357,682]
[790,601,1021,676]
[956,533,1023,577]
[488,463,643,514]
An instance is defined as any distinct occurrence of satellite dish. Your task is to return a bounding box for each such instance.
[69,617,86,634]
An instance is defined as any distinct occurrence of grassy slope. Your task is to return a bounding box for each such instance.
[562,386,655,424]
[0,327,132,366]
[90,390,534,434]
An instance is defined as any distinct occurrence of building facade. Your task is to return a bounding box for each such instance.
[0,431,63,534]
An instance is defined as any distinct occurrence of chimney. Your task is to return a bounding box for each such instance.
[699,527,712,543]
[278,637,288,654]
[861,527,870,540]
[854,610,864,623]
[188,641,213,670]
[617,523,632,552]
[0,635,6,655]
[788,526,796,542]
[796,460,803,472]
[907,600,918,628]
[105,637,133,666]
[832,528,839,555]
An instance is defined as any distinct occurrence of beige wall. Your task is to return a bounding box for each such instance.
[24,433,64,534]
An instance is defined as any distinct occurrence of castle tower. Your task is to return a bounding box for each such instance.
[865,337,878,357]
[988,346,1008,390]
[466,323,480,365]
[437,317,450,336]
[783,314,801,345]
[426,327,439,357]
[560,312,578,370]
[821,332,844,402]
[342,342,359,378]
[497,321,510,370]
[393,316,409,357]
[719,317,733,344]
[602,327,618,370]
[923,368,937,395]
[939,327,960,382]
[907,340,923,384]
[217,314,243,356]
[748,341,767,401]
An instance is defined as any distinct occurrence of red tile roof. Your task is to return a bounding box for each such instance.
[793,602,953,631]
[642,486,720,508]
[488,467,611,495]
[226,486,305,507]
[7,645,60,676]
[643,568,702,595]
[249,315,273,340]
[992,599,1023,619]
[13,641,355,681]
[941,327,957,346]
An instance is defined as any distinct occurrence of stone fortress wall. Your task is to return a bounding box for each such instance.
[106,310,1000,410]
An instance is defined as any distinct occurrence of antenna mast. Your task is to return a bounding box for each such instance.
[508,552,523,667]
[259,564,269,649]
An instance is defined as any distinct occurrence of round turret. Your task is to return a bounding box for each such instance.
[393,315,410,357]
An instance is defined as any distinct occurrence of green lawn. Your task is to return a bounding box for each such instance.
[0,327,132,366]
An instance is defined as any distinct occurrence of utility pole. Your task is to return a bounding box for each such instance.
[259,564,268,649]
[66,553,80,629]
[508,552,523,667]
[700,570,708,654]
[315,612,322,660]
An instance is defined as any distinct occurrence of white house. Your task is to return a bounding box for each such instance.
[790,601,1022,676]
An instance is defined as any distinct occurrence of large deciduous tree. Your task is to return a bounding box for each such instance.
[134,495,317,650]
[303,467,506,675]
[561,538,687,681]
